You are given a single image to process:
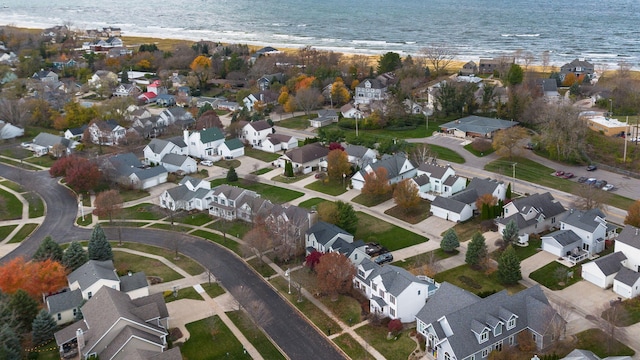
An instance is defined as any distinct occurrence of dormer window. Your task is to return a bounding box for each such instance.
[494,323,502,336]
[480,330,489,343]
[507,317,516,330]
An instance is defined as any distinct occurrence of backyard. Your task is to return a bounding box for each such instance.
[529,261,582,290]
[210,178,304,203]
[434,264,526,296]
[354,324,417,360]
[355,212,428,251]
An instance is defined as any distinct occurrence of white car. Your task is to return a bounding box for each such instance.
[602,184,615,191]
[200,160,213,166]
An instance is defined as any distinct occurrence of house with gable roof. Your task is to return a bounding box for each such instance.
[430,177,506,222]
[241,120,273,146]
[351,153,417,191]
[355,258,437,322]
[414,162,467,200]
[54,286,180,360]
[560,58,594,81]
[112,83,142,97]
[305,221,368,265]
[159,176,213,211]
[143,138,188,165]
[416,283,564,360]
[160,153,197,174]
[218,138,245,159]
[102,153,168,190]
[33,69,59,83]
[440,116,519,139]
[340,103,364,119]
[31,132,75,156]
[541,208,611,263]
[87,119,126,146]
[582,225,640,298]
[460,61,478,75]
[497,192,568,245]
[343,144,377,169]
[309,109,339,128]
[159,107,194,128]
[276,143,329,173]
[208,184,271,222]
[260,133,298,153]
[354,78,388,105]
[64,125,88,141]
[562,349,632,360]
[183,128,225,160]
[243,90,278,111]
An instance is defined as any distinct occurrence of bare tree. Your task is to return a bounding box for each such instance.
[541,51,551,73]
[242,221,272,264]
[544,301,570,342]
[420,43,456,76]
[523,51,536,71]
[410,143,434,165]
[599,301,628,354]
[536,105,584,162]
[294,87,322,116]
[0,98,29,126]
[572,184,610,211]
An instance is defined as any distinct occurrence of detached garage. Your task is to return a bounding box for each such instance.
[130,166,168,190]
[581,251,627,289]
[541,230,582,257]
[430,196,473,223]
[613,268,640,299]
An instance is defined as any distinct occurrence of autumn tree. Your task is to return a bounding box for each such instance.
[60,101,99,130]
[318,201,339,225]
[62,241,88,271]
[93,190,123,224]
[330,77,350,106]
[492,126,528,159]
[361,167,391,200]
[33,236,63,262]
[440,229,460,253]
[295,87,322,116]
[625,200,640,227]
[243,222,272,264]
[497,245,522,285]
[420,43,455,76]
[196,110,223,129]
[316,201,358,234]
[315,252,356,301]
[31,309,57,346]
[49,156,101,193]
[476,193,498,219]
[393,179,421,214]
[305,251,323,271]
[466,232,488,268]
[88,224,113,261]
[0,257,68,300]
[326,149,350,182]
[190,55,212,90]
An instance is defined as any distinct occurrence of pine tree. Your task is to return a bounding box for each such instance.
[441,229,460,253]
[33,236,63,262]
[121,68,129,84]
[0,324,21,360]
[502,219,519,247]
[9,289,39,333]
[88,224,113,261]
[506,183,512,199]
[226,166,238,182]
[497,245,522,285]
[284,160,294,177]
[466,232,488,267]
[31,309,57,346]
[481,203,489,220]
[62,241,88,271]
[336,201,358,234]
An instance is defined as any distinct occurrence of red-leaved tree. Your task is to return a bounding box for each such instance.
[315,252,355,301]
[0,257,68,301]
[305,251,323,271]
[50,155,102,193]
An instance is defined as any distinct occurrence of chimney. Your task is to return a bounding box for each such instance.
[183,129,189,145]
[76,328,85,350]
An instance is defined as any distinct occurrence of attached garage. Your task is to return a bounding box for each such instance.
[541,230,582,257]
[430,197,472,223]
[581,252,627,289]
[613,268,640,299]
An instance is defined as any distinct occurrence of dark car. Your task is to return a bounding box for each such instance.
[585,178,597,186]
[594,180,607,189]
[365,242,383,256]
[586,165,597,171]
[562,172,574,179]
[577,176,588,183]
[374,253,393,265]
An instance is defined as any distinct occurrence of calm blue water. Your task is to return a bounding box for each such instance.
[1,0,639,68]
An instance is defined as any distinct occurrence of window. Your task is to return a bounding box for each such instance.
[87,292,92,299]
[390,308,396,317]
[73,309,77,316]
[482,348,489,358]
[57,313,61,320]
[532,333,538,342]
[354,254,358,260]
[480,331,489,343]
[379,289,385,298]
[358,269,365,277]
[507,318,516,330]
[389,295,396,305]
[508,336,514,346]
[372,284,377,292]
[418,290,421,296]
[494,324,502,336]
[444,352,451,360]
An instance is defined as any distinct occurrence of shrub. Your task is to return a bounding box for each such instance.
[472,138,492,152]
[388,319,403,335]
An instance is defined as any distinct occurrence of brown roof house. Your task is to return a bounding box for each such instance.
[54,286,180,360]
[276,143,329,174]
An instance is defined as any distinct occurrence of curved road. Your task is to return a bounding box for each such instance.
[0,165,346,360]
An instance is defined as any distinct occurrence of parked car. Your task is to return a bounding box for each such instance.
[602,184,615,191]
[200,160,213,166]
[374,253,394,265]
[586,165,597,171]
[585,178,597,185]
[554,170,565,177]
[594,180,607,189]
[577,176,588,183]
[562,172,574,179]
[365,242,383,256]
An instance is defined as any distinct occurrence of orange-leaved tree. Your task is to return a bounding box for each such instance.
[190,55,212,90]
[315,252,355,301]
[393,179,421,213]
[0,257,68,300]
[362,167,391,199]
[327,149,350,182]
[625,200,640,227]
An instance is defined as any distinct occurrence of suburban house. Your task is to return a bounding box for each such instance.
[416,283,564,360]
[30,132,75,156]
[257,73,284,90]
[159,176,213,212]
[583,115,629,137]
[440,116,519,139]
[242,90,278,111]
[562,349,632,360]
[33,69,59,83]
[241,120,273,146]
[160,153,197,174]
[354,258,438,323]
[478,57,514,75]
[46,260,149,325]
[582,225,640,298]
[276,143,330,174]
[343,144,377,169]
[184,128,225,160]
[309,109,339,128]
[218,138,245,159]
[208,184,271,222]
[87,70,117,87]
[112,83,142,97]
[537,78,560,101]
[430,177,506,223]
[260,133,298,153]
[64,125,88,141]
[264,203,317,253]
[340,103,363,119]
[156,94,176,107]
[560,58,594,81]
[305,221,368,265]
[54,287,180,360]
[143,138,188,165]
[158,107,194,128]
[102,153,168,190]
[354,78,387,105]
[496,192,568,245]
[460,61,478,75]
[351,153,417,191]
[87,119,126,146]
[541,208,611,263]
[414,163,467,200]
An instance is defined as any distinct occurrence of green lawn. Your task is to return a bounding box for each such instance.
[575,328,635,357]
[8,223,38,243]
[29,340,60,360]
[174,212,213,226]
[0,225,17,241]
[113,250,183,282]
[201,282,226,298]
[0,180,24,192]
[444,217,485,242]
[384,201,431,224]
[391,248,459,270]
[218,220,253,239]
[148,223,193,233]
[0,157,40,170]
[318,294,362,325]
[0,188,23,220]
[355,325,417,360]
[118,203,166,221]
[26,192,45,218]
[272,172,313,184]
[276,114,315,129]
[244,147,281,162]
[298,197,328,209]
[226,310,286,360]
[355,212,428,251]
[305,179,348,196]
[191,229,242,256]
[484,157,634,210]
[529,261,582,290]
[163,286,203,303]
[118,189,150,202]
[464,143,495,157]
[434,264,526,296]
[351,192,393,207]
[214,159,241,169]
[333,333,370,360]
[113,242,204,276]
[210,178,304,203]
[181,316,249,360]
[428,144,465,164]
[247,257,277,277]
[252,167,273,175]
[512,238,542,260]
[24,155,54,167]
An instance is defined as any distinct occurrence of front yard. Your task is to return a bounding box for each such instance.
[528,261,582,290]
[355,212,428,251]
[384,201,431,224]
[354,324,417,360]
[434,264,526,296]
[305,178,348,196]
[181,316,248,360]
[210,178,304,203]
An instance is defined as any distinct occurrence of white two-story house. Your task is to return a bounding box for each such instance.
[160,176,213,212]
[305,221,368,265]
[354,78,387,105]
[497,192,568,245]
[87,120,126,146]
[184,128,225,160]
[143,138,189,165]
[209,184,272,222]
[351,153,417,191]
[413,163,467,200]
[241,120,273,147]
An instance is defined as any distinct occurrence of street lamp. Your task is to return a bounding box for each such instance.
[355,112,360,137]
[609,99,613,117]
[342,173,346,189]
[512,163,517,193]
[285,268,291,294]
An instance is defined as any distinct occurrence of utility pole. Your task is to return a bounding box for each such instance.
[512,163,517,194]
[623,117,629,163]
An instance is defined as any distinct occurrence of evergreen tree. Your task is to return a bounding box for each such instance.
[32,236,63,262]
[506,183,512,199]
[441,229,460,253]
[88,224,113,261]
[0,324,21,360]
[62,241,88,271]
[336,201,358,234]
[31,309,57,346]
[466,232,488,267]
[121,69,129,84]
[481,203,489,220]
[226,166,238,182]
[497,245,522,285]
[9,289,39,333]
[502,219,519,247]
[284,161,294,177]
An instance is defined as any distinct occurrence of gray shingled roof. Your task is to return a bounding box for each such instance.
[67,260,119,291]
[592,251,627,276]
[432,195,469,213]
[344,144,371,158]
[33,132,70,148]
[377,265,428,297]
[307,221,351,246]
[614,267,640,286]
[615,225,640,250]
[498,192,567,228]
[161,153,190,166]
[413,174,430,186]
[418,163,451,179]
[247,120,272,131]
[563,208,606,233]
[146,138,172,155]
[362,153,412,179]
[467,177,502,197]
[120,272,149,293]
[545,229,582,246]
[440,116,518,135]
[46,289,83,314]
[285,143,329,164]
